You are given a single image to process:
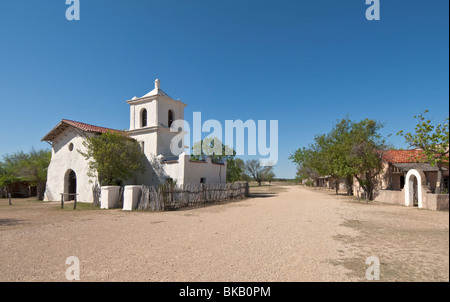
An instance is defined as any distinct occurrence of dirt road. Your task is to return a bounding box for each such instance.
[0,186,448,282]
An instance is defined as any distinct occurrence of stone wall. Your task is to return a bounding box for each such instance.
[375,189,449,211]
[423,194,449,211]
[375,190,404,206]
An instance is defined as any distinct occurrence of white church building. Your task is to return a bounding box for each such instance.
[42,79,226,203]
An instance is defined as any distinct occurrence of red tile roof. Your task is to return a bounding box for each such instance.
[42,119,126,142]
[61,119,124,134]
[382,149,428,163]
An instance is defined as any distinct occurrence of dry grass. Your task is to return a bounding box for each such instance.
[304,187,450,282]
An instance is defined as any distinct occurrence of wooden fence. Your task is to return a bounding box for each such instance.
[137,182,249,211]
[92,185,101,207]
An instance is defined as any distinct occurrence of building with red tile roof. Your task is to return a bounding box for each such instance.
[41,79,226,204]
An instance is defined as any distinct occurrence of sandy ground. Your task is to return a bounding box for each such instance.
[0,185,448,282]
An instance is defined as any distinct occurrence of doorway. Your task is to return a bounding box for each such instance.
[65,169,77,201]
[404,169,425,208]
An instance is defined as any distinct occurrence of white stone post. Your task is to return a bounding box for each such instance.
[100,186,121,209]
[123,185,141,211]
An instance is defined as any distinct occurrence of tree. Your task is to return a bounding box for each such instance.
[79,131,145,186]
[290,148,320,184]
[290,118,355,195]
[244,159,275,186]
[0,161,20,197]
[265,170,275,186]
[226,157,244,183]
[347,119,387,201]
[190,137,235,164]
[290,117,387,200]
[295,165,319,184]
[235,158,251,182]
[397,110,449,194]
[0,149,51,200]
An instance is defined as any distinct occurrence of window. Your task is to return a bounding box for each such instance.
[168,110,174,127]
[68,143,74,151]
[141,109,147,128]
[200,178,206,184]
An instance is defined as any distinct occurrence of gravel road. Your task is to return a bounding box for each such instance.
[0,185,447,282]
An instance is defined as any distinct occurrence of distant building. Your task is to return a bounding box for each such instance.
[310,148,449,210]
[371,149,448,210]
[381,149,449,192]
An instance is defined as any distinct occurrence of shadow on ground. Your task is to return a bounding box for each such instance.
[248,193,278,198]
[0,218,26,227]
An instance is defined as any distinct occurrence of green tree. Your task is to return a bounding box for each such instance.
[0,161,20,196]
[348,119,387,201]
[397,110,449,194]
[295,165,319,184]
[226,157,244,183]
[290,117,387,200]
[190,137,235,164]
[0,149,51,200]
[79,131,145,186]
[290,148,321,184]
[234,158,251,182]
[290,118,355,195]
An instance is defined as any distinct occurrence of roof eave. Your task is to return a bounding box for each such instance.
[41,121,68,142]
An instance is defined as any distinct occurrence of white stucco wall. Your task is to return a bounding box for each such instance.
[44,128,98,203]
[163,154,227,186]
[158,97,184,127]
[157,128,183,158]
[129,99,158,130]
[130,131,158,159]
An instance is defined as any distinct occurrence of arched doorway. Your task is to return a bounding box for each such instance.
[404,169,426,208]
[410,175,418,207]
[65,169,77,201]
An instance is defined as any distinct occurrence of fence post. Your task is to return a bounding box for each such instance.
[8,193,12,205]
[73,194,77,210]
[202,183,206,202]
[61,193,64,209]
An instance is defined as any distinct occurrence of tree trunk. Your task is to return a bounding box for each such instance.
[346,175,354,196]
[435,165,443,194]
[37,182,44,201]
[257,180,262,186]
[335,180,339,195]
[366,173,373,202]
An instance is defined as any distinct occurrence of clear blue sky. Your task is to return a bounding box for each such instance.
[0,0,448,178]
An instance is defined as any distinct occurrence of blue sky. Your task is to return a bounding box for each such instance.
[0,0,448,178]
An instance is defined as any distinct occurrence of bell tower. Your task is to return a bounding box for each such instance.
[126,79,187,158]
